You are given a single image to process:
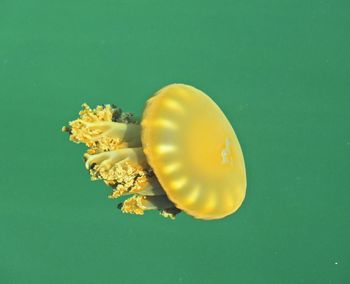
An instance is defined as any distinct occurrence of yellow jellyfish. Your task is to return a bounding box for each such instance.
[62,84,246,220]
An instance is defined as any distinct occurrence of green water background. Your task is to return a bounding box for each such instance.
[0,1,349,283]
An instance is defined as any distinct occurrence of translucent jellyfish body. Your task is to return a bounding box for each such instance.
[63,84,246,220]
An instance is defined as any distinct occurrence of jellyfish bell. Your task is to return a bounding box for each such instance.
[141,84,246,220]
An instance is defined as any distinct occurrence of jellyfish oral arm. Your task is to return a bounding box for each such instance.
[63,103,180,219]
